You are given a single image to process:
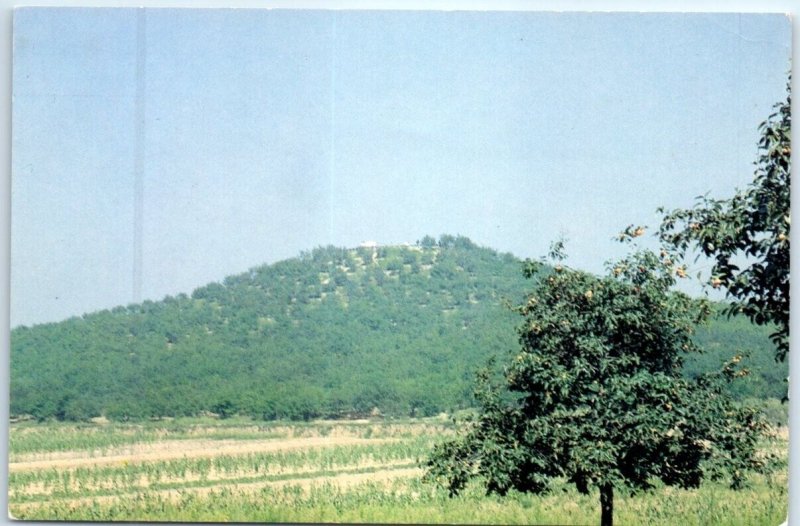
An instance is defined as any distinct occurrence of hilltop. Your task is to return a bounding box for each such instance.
[11,235,786,422]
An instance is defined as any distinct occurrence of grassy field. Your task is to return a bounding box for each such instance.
[8,417,788,524]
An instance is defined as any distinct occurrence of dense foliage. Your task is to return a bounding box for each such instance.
[11,235,784,422]
[425,247,774,526]
[12,236,527,421]
[659,82,790,361]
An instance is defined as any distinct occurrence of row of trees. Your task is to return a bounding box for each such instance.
[426,83,790,525]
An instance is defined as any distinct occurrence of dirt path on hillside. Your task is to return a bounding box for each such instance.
[10,466,423,516]
[10,436,394,472]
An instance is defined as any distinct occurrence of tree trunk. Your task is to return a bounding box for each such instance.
[600,483,613,526]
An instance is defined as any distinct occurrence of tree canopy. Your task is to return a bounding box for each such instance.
[658,81,790,361]
[425,246,773,526]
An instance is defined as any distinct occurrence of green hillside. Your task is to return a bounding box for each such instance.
[10,235,786,422]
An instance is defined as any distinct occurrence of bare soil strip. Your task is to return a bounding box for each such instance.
[10,436,394,472]
[10,466,423,515]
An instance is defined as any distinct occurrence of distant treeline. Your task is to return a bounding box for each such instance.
[11,235,786,422]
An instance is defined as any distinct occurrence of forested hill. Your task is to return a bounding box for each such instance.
[11,235,786,422]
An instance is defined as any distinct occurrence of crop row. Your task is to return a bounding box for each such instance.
[10,437,435,497]
[11,469,788,525]
[10,423,284,457]
[11,462,421,504]
[10,417,451,457]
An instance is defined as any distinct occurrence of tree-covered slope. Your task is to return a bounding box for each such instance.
[10,235,786,422]
[11,236,528,420]
[690,314,787,401]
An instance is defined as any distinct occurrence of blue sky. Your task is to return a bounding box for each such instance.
[11,8,791,327]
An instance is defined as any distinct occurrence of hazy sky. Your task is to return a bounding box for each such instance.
[11,8,791,327]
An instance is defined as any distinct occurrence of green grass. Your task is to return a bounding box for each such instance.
[8,419,787,525]
[9,417,289,456]
[9,416,451,457]
[13,474,787,525]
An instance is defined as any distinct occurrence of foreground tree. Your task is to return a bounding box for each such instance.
[658,81,790,361]
[425,245,771,526]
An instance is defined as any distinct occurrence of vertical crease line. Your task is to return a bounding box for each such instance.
[133,8,146,303]
[328,12,337,244]
[737,14,742,185]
